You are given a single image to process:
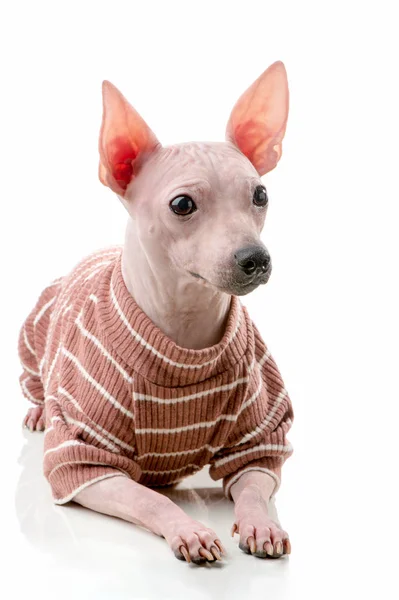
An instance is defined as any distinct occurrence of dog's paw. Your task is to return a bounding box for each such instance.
[23,406,45,432]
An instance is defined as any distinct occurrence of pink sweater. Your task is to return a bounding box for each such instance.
[18,247,293,505]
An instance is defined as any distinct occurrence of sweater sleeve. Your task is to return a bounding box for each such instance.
[208,325,294,501]
[43,410,142,505]
[42,300,143,505]
[17,282,61,407]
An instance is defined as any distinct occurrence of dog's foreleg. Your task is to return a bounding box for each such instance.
[74,475,226,563]
[230,471,291,558]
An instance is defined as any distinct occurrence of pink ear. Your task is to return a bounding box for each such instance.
[99,81,161,195]
[225,61,289,175]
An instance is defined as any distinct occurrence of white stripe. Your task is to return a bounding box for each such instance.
[44,439,86,456]
[61,347,135,419]
[135,411,238,435]
[84,262,112,281]
[213,441,293,469]
[262,389,289,429]
[237,388,289,446]
[39,355,46,376]
[138,443,218,460]
[48,278,63,287]
[58,386,137,453]
[236,369,263,417]
[110,280,242,370]
[63,305,72,316]
[33,296,56,326]
[44,394,60,406]
[49,461,130,480]
[21,376,44,404]
[237,349,270,414]
[57,386,83,412]
[20,360,40,377]
[75,311,133,383]
[259,349,271,368]
[62,414,120,453]
[44,415,64,435]
[53,473,128,505]
[23,327,36,356]
[89,294,98,303]
[44,344,61,391]
[135,373,252,404]
[225,467,281,499]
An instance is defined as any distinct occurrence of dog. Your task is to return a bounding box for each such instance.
[18,60,294,564]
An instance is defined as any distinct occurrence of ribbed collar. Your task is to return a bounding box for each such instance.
[96,252,253,387]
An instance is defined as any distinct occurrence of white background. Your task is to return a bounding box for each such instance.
[1,1,398,598]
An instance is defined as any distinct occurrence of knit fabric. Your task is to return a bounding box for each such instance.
[18,247,293,505]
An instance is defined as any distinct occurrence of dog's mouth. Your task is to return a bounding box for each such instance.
[188,267,272,295]
[189,271,206,281]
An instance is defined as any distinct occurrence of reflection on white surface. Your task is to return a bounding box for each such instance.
[13,430,289,600]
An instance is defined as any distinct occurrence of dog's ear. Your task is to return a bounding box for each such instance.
[225,61,289,175]
[99,81,161,195]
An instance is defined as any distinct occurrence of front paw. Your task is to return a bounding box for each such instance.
[232,500,291,558]
[23,405,45,432]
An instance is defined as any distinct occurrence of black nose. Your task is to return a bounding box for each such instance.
[234,245,271,276]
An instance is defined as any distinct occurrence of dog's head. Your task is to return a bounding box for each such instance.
[98,62,289,296]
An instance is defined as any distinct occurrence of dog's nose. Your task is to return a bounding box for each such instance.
[234,245,271,276]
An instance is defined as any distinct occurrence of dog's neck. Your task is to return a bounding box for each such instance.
[121,219,231,350]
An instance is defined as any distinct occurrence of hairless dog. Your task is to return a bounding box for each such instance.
[19,61,294,564]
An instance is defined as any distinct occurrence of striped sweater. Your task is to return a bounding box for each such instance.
[18,247,293,505]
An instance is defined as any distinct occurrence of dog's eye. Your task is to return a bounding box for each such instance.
[253,185,268,207]
[170,195,197,216]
